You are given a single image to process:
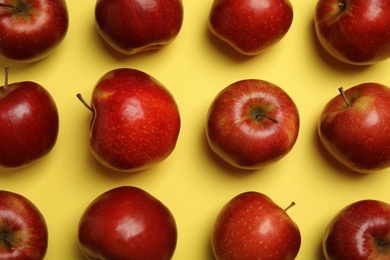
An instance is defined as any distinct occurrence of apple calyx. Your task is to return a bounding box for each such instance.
[77,93,94,112]
[284,201,296,211]
[0,3,23,13]
[251,107,278,124]
[1,234,14,250]
[338,87,351,107]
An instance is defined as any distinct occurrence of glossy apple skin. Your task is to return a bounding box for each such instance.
[78,186,177,260]
[0,0,69,63]
[314,0,390,65]
[87,68,180,172]
[0,81,59,168]
[206,79,299,170]
[95,0,183,55]
[324,200,390,259]
[208,0,293,55]
[211,192,301,260]
[0,190,48,260]
[318,83,390,173]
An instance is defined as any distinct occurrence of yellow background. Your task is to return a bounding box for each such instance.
[1,0,390,259]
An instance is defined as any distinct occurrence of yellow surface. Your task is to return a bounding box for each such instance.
[1,1,390,259]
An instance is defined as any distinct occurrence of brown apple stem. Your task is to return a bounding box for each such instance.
[4,67,9,95]
[338,87,351,107]
[2,235,14,250]
[0,3,23,12]
[254,113,278,124]
[284,201,296,211]
[77,93,94,112]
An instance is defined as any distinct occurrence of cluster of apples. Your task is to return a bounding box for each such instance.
[0,0,390,259]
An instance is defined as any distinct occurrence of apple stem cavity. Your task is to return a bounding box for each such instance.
[0,3,23,13]
[338,87,351,107]
[338,1,346,11]
[284,201,296,211]
[77,93,94,112]
[251,108,278,124]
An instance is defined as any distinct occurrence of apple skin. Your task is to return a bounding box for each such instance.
[0,0,69,63]
[208,0,293,55]
[314,0,390,65]
[206,79,300,170]
[323,199,390,259]
[82,68,180,172]
[211,192,301,260]
[78,186,177,260]
[318,83,390,173]
[0,77,59,168]
[0,190,48,260]
[95,0,183,55]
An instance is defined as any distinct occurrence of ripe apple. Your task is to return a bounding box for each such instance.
[77,68,180,172]
[78,186,177,260]
[211,191,301,259]
[208,0,294,55]
[206,79,300,170]
[314,0,390,65]
[323,199,390,259]
[0,190,48,259]
[318,83,390,173]
[95,0,184,55]
[0,0,69,63]
[0,67,59,168]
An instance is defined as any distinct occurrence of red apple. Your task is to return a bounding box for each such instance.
[323,199,390,259]
[78,186,177,260]
[318,83,390,173]
[211,191,301,259]
[95,0,183,55]
[0,190,48,259]
[0,0,69,63]
[208,0,294,55]
[206,79,300,170]
[0,67,59,168]
[314,0,390,65]
[77,68,180,172]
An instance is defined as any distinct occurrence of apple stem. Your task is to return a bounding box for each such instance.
[255,114,278,124]
[77,93,94,112]
[338,2,346,11]
[0,3,23,12]
[338,87,351,107]
[4,67,9,95]
[284,201,296,211]
[2,235,14,250]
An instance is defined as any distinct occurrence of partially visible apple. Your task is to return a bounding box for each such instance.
[208,0,294,55]
[0,190,48,259]
[0,67,59,168]
[78,186,177,260]
[318,83,390,173]
[0,0,69,63]
[314,0,390,65]
[211,191,301,259]
[95,0,184,55]
[323,199,390,259]
[206,79,300,170]
[77,68,180,172]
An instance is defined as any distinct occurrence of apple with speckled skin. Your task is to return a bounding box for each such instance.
[211,191,301,259]
[318,83,390,173]
[208,0,294,55]
[77,68,180,172]
[0,190,48,260]
[324,199,390,259]
[78,186,177,260]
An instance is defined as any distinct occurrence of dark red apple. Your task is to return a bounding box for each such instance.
[77,68,180,172]
[0,67,59,168]
[211,191,301,259]
[95,0,184,55]
[0,190,48,259]
[314,0,390,65]
[323,199,390,259]
[206,79,300,170]
[318,83,390,173]
[208,0,294,55]
[0,0,69,63]
[78,186,177,260]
